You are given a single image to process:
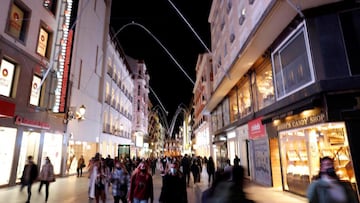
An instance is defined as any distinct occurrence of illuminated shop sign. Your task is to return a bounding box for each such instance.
[53,0,73,112]
[30,75,41,106]
[276,113,325,131]
[9,4,23,38]
[37,28,49,57]
[248,117,265,139]
[15,115,50,129]
[0,59,15,97]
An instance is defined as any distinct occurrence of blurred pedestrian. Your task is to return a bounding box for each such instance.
[201,165,254,203]
[159,162,187,203]
[77,155,85,177]
[233,155,240,166]
[191,159,200,184]
[181,154,191,186]
[38,156,55,203]
[111,161,130,203]
[20,155,38,203]
[206,156,215,186]
[307,156,359,203]
[128,161,154,203]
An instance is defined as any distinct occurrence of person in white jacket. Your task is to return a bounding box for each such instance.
[38,156,55,203]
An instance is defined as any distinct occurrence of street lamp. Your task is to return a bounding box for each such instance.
[64,104,86,123]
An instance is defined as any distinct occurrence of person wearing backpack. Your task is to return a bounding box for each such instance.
[111,161,130,203]
[128,161,154,203]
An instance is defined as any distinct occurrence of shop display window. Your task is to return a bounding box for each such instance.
[0,127,17,186]
[279,122,357,196]
[255,62,274,110]
[236,79,251,118]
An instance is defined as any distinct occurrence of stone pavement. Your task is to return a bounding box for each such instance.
[0,167,307,203]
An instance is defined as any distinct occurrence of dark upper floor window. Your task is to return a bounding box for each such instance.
[43,0,57,15]
[339,8,360,75]
[271,22,315,100]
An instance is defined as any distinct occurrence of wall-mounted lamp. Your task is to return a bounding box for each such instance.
[65,105,86,123]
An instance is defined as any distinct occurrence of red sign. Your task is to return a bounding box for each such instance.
[0,100,15,117]
[14,115,50,129]
[248,117,265,139]
[59,30,73,112]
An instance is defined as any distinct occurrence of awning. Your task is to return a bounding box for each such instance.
[0,100,15,118]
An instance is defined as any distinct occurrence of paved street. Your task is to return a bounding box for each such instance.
[0,168,307,203]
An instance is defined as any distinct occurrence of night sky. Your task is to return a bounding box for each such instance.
[110,0,212,130]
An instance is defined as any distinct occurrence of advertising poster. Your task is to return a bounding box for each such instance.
[252,138,272,186]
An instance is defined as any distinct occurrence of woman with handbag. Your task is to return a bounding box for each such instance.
[38,156,55,203]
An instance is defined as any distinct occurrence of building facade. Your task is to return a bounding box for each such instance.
[204,0,360,198]
[64,0,112,175]
[0,0,70,186]
[192,53,213,158]
[127,58,150,158]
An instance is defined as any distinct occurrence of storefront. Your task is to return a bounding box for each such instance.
[275,109,358,196]
[248,117,272,186]
[235,124,250,177]
[0,127,17,185]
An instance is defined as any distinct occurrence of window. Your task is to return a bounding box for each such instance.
[271,22,314,100]
[36,26,52,58]
[43,0,57,15]
[0,59,16,97]
[7,2,30,42]
[236,79,251,117]
[30,75,42,106]
[339,8,360,75]
[254,61,275,110]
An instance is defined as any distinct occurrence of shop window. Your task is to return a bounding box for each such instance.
[229,89,239,122]
[0,59,18,98]
[271,22,314,100]
[279,122,357,196]
[7,1,30,43]
[36,25,53,59]
[43,0,57,15]
[254,61,275,110]
[339,8,360,75]
[236,79,252,118]
[222,98,230,126]
[29,75,42,106]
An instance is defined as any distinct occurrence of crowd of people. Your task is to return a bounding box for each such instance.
[18,152,359,203]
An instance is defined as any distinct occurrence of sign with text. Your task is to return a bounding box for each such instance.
[30,75,41,106]
[0,59,15,97]
[37,28,49,57]
[248,117,265,139]
[276,113,325,131]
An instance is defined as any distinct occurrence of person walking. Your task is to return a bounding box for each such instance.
[159,161,188,203]
[191,159,200,184]
[111,161,130,203]
[206,156,215,186]
[20,155,39,203]
[38,156,55,203]
[77,155,85,177]
[181,154,191,186]
[128,161,154,203]
[307,156,359,203]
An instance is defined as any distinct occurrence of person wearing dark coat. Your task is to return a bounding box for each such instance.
[159,162,188,203]
[206,156,216,186]
[20,155,39,203]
